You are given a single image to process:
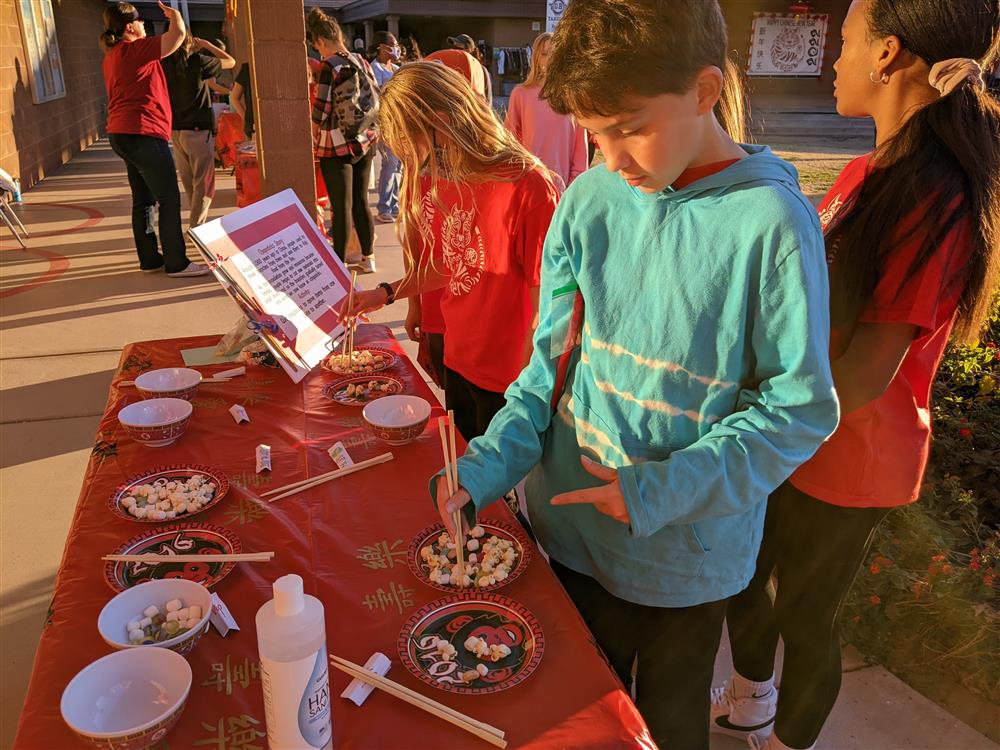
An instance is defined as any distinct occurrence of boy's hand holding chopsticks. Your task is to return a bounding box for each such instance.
[436,477,472,538]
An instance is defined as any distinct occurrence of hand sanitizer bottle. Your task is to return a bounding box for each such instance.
[256,574,333,749]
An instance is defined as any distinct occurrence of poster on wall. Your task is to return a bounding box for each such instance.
[16,0,66,103]
[748,13,829,77]
[546,0,569,33]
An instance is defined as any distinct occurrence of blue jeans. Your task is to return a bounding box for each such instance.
[376,142,401,217]
[108,133,191,273]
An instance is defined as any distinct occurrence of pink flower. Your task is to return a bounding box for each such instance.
[870,563,881,575]
[869,594,881,605]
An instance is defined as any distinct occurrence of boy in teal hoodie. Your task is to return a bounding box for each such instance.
[429,2,839,747]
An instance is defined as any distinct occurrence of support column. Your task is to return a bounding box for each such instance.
[243,0,316,209]
[363,20,375,48]
[386,15,400,38]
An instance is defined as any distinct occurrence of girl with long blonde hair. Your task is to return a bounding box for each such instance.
[344,61,559,444]
[505,32,589,191]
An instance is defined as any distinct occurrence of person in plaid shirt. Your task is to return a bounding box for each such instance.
[307,7,379,273]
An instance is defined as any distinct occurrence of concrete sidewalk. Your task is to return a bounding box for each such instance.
[1,140,996,750]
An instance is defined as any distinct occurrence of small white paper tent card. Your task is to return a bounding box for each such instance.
[189,189,352,383]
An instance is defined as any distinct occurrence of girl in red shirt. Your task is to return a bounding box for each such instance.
[101,1,205,277]
[712,2,1000,749]
[343,62,558,444]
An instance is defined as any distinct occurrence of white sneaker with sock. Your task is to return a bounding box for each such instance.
[710,672,777,740]
[354,256,375,274]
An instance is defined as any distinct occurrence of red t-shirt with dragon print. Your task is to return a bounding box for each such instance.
[416,168,558,393]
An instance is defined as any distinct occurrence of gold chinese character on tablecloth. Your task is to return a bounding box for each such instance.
[362,581,415,616]
[342,432,376,450]
[223,496,268,526]
[193,714,265,750]
[230,471,272,490]
[201,656,262,696]
[355,539,407,570]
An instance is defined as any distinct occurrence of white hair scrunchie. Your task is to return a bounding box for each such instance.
[928,58,984,96]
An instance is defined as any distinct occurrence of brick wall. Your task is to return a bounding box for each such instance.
[1,0,107,190]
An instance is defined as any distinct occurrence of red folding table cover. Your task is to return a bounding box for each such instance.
[13,327,653,750]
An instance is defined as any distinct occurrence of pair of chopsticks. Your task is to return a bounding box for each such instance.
[329,654,506,748]
[438,412,464,571]
[260,452,393,503]
[343,270,359,366]
[118,377,232,387]
[102,552,273,563]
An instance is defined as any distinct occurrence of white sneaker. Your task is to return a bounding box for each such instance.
[710,680,777,741]
[167,262,210,278]
[353,256,376,274]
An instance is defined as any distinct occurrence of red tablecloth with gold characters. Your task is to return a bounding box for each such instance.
[13,327,654,750]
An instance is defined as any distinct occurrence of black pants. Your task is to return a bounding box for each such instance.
[424,332,446,389]
[443,366,506,443]
[552,560,728,749]
[726,482,889,748]
[108,133,190,273]
[319,150,375,261]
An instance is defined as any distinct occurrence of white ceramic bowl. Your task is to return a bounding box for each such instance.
[60,647,192,750]
[98,579,212,655]
[362,395,432,445]
[134,368,202,402]
[118,398,194,447]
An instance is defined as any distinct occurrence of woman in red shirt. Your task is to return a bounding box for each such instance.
[711,2,1000,749]
[101,1,205,277]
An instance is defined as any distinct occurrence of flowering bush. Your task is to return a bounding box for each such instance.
[842,302,1000,703]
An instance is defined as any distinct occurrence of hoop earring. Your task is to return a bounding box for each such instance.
[869,70,890,85]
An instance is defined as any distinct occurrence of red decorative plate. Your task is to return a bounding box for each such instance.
[408,520,532,594]
[108,464,229,523]
[104,523,242,592]
[321,346,398,376]
[323,375,404,407]
[397,593,544,694]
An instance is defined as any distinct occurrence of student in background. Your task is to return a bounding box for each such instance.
[448,33,493,105]
[430,1,839,746]
[230,62,254,140]
[506,32,588,191]
[100,1,207,277]
[371,30,402,223]
[400,35,423,62]
[713,2,1000,749]
[162,35,235,227]
[307,7,380,274]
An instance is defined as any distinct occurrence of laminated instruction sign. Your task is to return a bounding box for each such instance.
[748,13,829,77]
[189,190,353,383]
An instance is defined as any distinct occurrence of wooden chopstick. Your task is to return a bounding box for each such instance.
[264,453,394,503]
[118,378,230,387]
[346,270,358,366]
[102,552,273,563]
[259,452,393,497]
[447,411,464,571]
[329,655,506,747]
[438,418,464,575]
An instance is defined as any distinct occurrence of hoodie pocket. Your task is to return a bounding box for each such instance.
[571,397,710,557]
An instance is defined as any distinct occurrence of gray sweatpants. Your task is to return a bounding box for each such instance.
[171,128,216,227]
